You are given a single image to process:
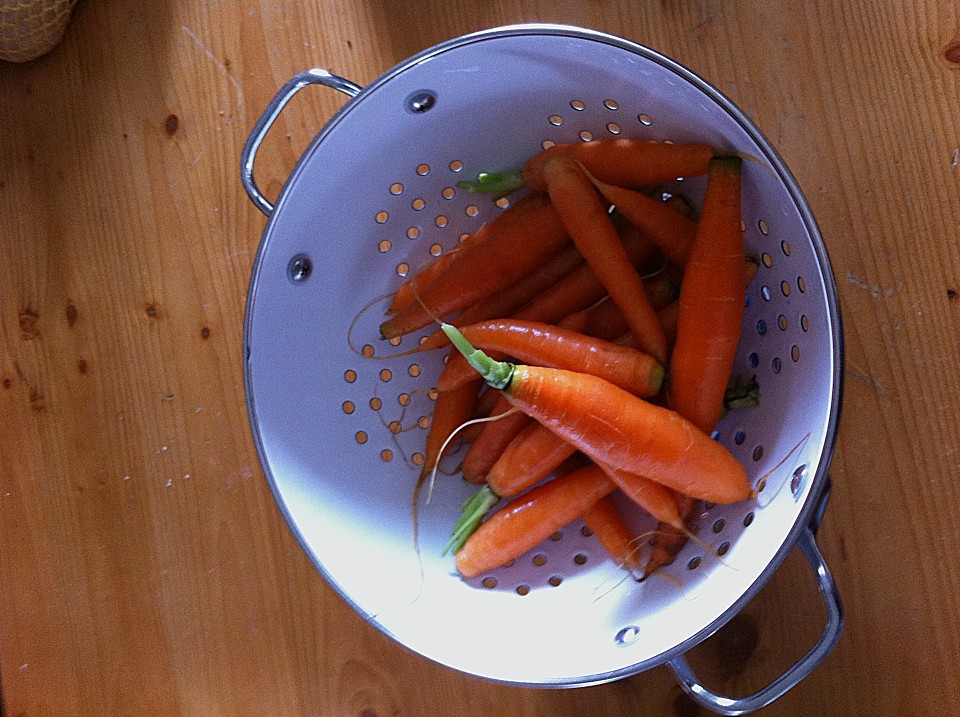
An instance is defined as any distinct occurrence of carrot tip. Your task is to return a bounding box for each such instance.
[709,154,744,173]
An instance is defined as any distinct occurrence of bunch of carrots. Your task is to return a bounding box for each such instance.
[376,138,759,581]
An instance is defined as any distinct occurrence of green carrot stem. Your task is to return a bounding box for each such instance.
[723,375,760,412]
[455,171,525,197]
[441,323,515,389]
[443,485,500,555]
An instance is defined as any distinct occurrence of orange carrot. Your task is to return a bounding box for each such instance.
[411,372,483,549]
[420,373,482,477]
[471,385,502,419]
[455,465,616,578]
[435,319,664,397]
[582,495,642,570]
[631,258,758,355]
[657,300,681,349]
[461,392,533,484]
[522,139,714,193]
[556,297,625,338]
[556,261,681,341]
[642,493,698,575]
[543,157,668,363]
[380,201,569,340]
[644,159,747,577]
[415,243,585,352]
[587,175,699,267]
[668,155,745,433]
[387,252,457,317]
[593,460,685,529]
[443,325,750,505]
[486,421,577,498]
[387,194,551,316]
[512,223,656,325]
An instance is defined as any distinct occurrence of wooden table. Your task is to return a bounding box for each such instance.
[2,1,958,714]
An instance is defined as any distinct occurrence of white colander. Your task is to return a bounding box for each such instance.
[240,24,844,716]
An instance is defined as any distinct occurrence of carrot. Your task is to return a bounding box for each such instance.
[582,495,642,570]
[593,460,685,529]
[644,159,748,577]
[411,372,483,554]
[379,201,570,340]
[461,393,533,484]
[454,465,616,578]
[556,297,625,339]
[642,493,697,578]
[470,385,499,417]
[525,140,714,193]
[630,258,757,354]
[387,194,552,317]
[543,157,668,363]
[486,421,577,498]
[420,373,482,479]
[668,155,745,433]
[657,300,681,349]
[443,324,751,505]
[586,174,699,267]
[387,252,456,317]
[415,242,585,352]
[457,140,714,195]
[435,319,664,397]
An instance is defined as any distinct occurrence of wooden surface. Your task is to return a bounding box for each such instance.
[2,1,959,715]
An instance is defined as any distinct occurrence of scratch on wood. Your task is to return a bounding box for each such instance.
[181,25,245,115]
[952,148,960,172]
[846,272,894,298]
[846,365,888,396]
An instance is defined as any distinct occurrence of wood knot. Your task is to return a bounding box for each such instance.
[946,40,960,66]
[19,308,40,340]
[164,114,179,136]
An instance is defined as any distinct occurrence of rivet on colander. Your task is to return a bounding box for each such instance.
[287,254,312,283]
[406,91,437,113]
[615,625,641,646]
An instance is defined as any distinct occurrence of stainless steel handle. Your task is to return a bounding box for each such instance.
[668,485,843,715]
[241,68,362,217]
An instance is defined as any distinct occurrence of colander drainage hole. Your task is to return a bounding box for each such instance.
[791,464,808,496]
[615,625,641,646]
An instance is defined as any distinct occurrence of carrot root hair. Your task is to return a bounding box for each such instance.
[589,529,661,600]
[753,432,812,508]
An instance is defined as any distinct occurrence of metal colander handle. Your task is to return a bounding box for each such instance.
[240,68,362,216]
[667,483,843,716]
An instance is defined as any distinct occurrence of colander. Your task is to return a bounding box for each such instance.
[240,24,844,716]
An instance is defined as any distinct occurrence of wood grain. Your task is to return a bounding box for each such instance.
[2,1,960,715]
